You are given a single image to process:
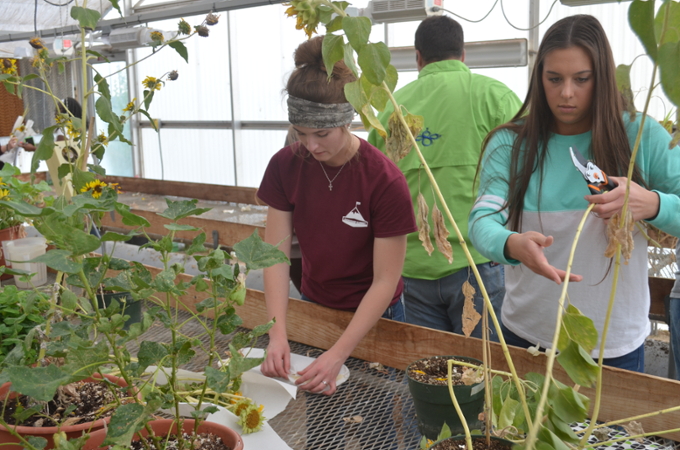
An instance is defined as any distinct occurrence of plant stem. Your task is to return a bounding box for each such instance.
[448,359,473,450]
[580,427,680,449]
[524,204,594,450]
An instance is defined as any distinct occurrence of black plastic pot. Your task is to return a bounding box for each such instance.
[97,291,142,330]
[430,434,514,450]
[407,356,485,440]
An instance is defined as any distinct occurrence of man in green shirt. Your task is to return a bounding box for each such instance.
[368,15,521,338]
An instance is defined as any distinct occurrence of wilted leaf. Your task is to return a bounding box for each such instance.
[342,415,364,424]
[462,281,481,338]
[604,209,634,261]
[460,366,484,386]
[432,204,453,264]
[622,421,645,443]
[417,193,434,256]
[386,110,423,162]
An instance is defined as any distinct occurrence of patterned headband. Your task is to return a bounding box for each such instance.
[287,95,355,129]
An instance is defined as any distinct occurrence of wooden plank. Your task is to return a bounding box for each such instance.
[100,208,264,247]
[103,176,260,205]
[15,172,47,183]
[649,277,675,322]
[130,264,680,441]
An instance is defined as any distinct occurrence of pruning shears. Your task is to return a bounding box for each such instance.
[569,146,617,195]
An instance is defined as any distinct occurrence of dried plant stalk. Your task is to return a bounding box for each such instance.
[417,192,434,256]
[604,209,634,262]
[462,280,481,338]
[432,203,453,264]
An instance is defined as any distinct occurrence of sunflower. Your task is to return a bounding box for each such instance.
[0,58,17,75]
[123,98,136,112]
[231,399,251,417]
[0,189,9,200]
[238,403,265,434]
[0,177,6,186]
[142,76,162,91]
[150,31,165,43]
[29,37,45,49]
[178,18,192,35]
[80,180,108,199]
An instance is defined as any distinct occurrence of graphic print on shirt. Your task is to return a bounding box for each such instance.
[342,202,368,228]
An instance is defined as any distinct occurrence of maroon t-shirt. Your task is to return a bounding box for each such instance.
[258,138,417,311]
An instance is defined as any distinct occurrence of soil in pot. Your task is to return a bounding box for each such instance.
[430,435,513,450]
[407,356,485,440]
[84,419,243,450]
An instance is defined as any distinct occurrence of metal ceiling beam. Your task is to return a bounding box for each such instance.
[0,0,285,43]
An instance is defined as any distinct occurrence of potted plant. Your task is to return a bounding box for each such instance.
[406,356,485,440]
[0,6,287,450]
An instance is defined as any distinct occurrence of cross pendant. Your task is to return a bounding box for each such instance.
[329,183,333,191]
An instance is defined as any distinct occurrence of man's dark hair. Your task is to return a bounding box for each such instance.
[415,15,464,63]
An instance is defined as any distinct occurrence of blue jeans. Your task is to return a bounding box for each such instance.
[501,323,645,373]
[670,297,680,380]
[403,262,505,341]
[300,293,406,322]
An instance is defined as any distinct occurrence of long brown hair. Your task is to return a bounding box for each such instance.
[481,15,643,232]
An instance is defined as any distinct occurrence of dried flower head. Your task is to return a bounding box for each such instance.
[284,1,319,39]
[142,76,162,91]
[205,12,220,26]
[123,98,136,112]
[150,31,165,44]
[178,19,192,35]
[29,37,45,49]
[604,209,634,262]
[80,180,108,199]
[168,70,179,81]
[195,25,210,37]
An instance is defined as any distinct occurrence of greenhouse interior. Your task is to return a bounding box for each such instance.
[0,0,679,449]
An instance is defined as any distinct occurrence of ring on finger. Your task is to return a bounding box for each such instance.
[321,380,328,385]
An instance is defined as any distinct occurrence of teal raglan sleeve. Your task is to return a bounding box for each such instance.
[640,118,680,237]
[468,130,519,265]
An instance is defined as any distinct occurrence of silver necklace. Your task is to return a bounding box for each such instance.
[319,160,348,191]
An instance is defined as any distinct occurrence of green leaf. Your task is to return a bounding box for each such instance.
[550,384,590,424]
[164,223,199,231]
[615,64,637,119]
[115,202,151,227]
[169,40,189,63]
[629,0,658,62]
[94,72,111,101]
[32,127,56,174]
[326,16,344,33]
[143,89,154,111]
[61,340,110,377]
[137,340,169,371]
[109,0,122,16]
[32,249,82,274]
[100,231,133,242]
[343,43,359,77]
[322,34,345,79]
[6,365,72,401]
[216,311,243,334]
[537,425,571,450]
[205,366,231,392]
[360,103,386,137]
[186,232,208,255]
[343,16,372,52]
[226,349,264,380]
[546,413,579,444]
[70,6,101,30]
[0,199,43,217]
[556,341,600,387]
[159,198,211,221]
[233,229,289,270]
[557,304,597,353]
[96,96,123,134]
[655,0,680,46]
[138,109,158,132]
[104,402,159,447]
[659,41,680,105]
[357,42,391,85]
[498,396,520,430]
[344,80,369,115]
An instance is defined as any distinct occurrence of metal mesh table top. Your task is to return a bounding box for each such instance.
[128,305,421,450]
[127,303,678,450]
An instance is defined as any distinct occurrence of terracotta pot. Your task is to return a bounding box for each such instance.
[0,373,129,450]
[84,419,244,450]
[0,225,26,280]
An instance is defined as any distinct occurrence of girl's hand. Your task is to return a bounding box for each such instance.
[261,337,291,379]
[295,349,345,396]
[585,176,660,222]
[505,232,583,285]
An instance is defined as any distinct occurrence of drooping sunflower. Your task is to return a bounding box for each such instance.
[142,76,162,91]
[0,58,17,75]
[178,18,192,35]
[80,180,108,199]
[29,37,45,49]
[238,403,265,434]
[123,98,136,112]
[150,31,165,44]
